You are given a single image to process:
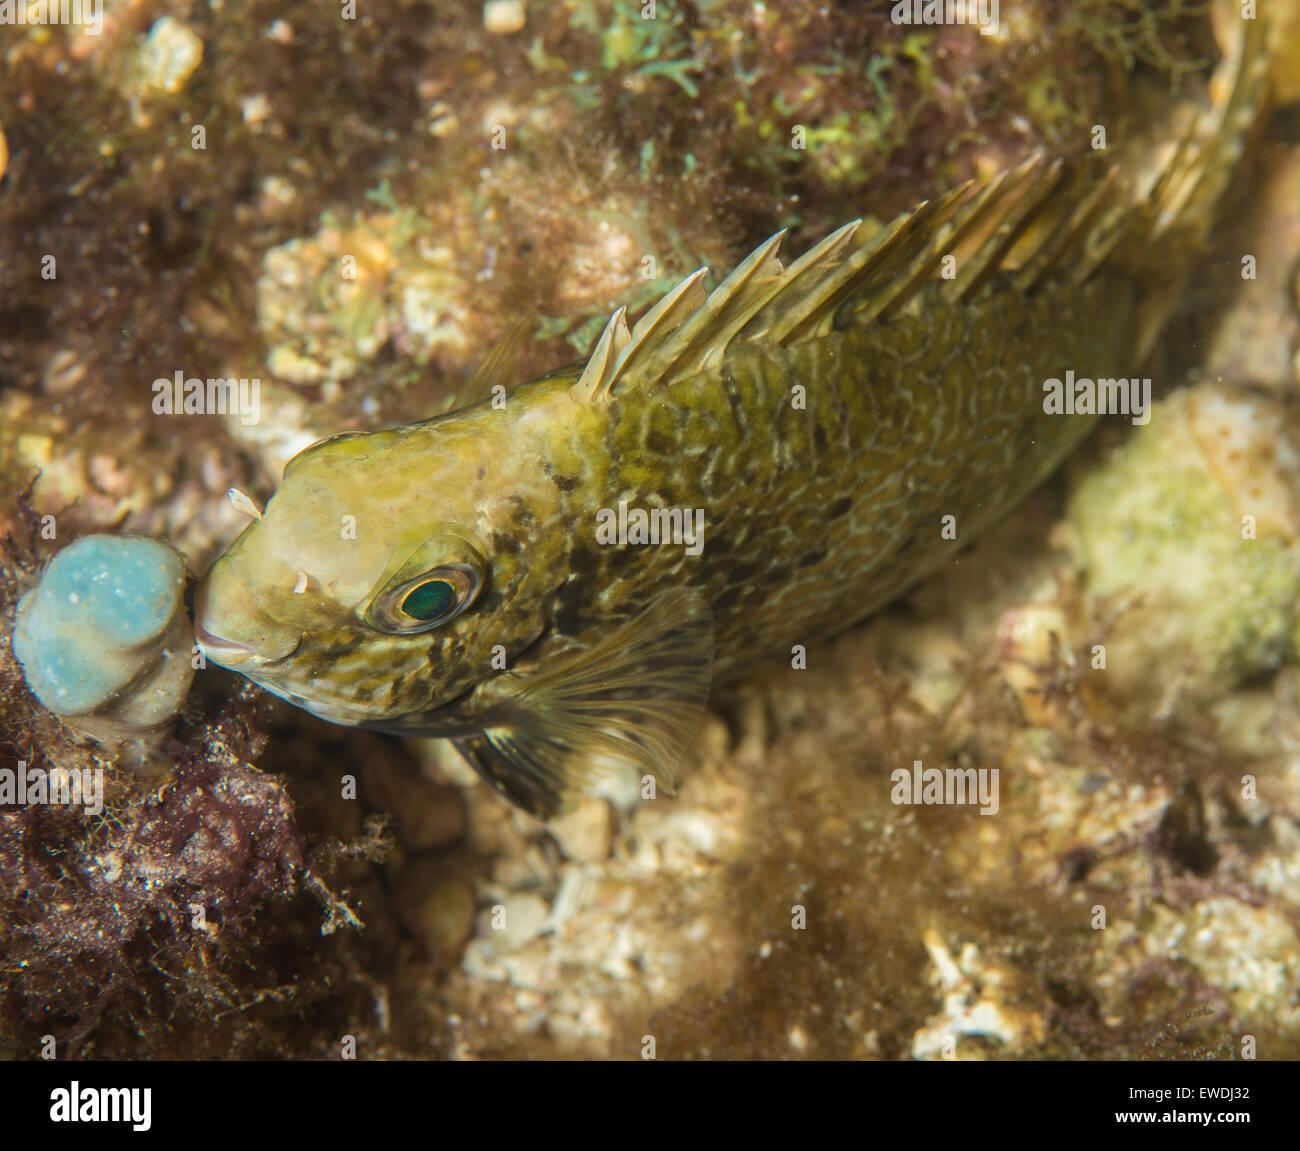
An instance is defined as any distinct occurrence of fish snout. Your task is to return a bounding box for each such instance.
[194,562,301,667]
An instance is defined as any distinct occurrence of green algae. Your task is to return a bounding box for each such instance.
[1068,392,1300,711]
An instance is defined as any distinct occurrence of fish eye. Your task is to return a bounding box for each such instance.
[367,563,481,634]
[402,579,456,620]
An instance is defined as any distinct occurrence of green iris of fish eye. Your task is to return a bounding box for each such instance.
[401,579,456,621]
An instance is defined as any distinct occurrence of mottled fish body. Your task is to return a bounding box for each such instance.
[197,15,1266,816]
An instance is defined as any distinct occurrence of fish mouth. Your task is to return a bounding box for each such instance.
[193,620,299,667]
[193,568,303,667]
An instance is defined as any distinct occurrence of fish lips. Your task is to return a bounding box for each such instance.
[193,619,301,668]
[192,573,303,668]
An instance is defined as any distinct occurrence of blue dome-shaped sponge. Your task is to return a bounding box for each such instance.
[13,534,190,716]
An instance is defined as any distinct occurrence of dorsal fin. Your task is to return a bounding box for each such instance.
[566,6,1266,404]
[750,183,970,347]
[736,219,861,343]
[932,155,1065,306]
[617,229,786,384]
[574,270,707,402]
[1007,164,1123,295]
[572,306,631,402]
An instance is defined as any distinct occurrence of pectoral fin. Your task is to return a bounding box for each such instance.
[455,588,714,818]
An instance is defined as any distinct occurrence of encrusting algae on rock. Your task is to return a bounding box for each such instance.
[1068,383,1300,717]
[194,10,1268,818]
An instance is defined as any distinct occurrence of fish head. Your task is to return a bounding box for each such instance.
[194,419,556,728]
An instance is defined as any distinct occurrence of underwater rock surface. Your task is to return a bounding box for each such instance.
[1068,385,1300,713]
